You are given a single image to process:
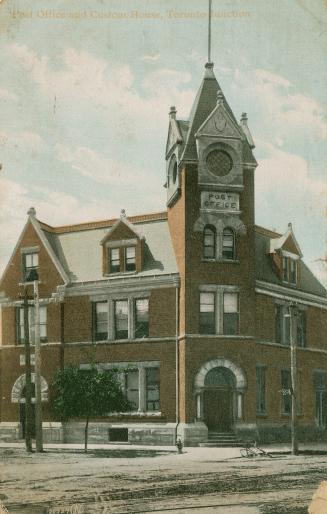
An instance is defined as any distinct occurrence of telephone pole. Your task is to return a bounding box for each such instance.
[22,289,33,452]
[34,280,43,452]
[290,303,299,456]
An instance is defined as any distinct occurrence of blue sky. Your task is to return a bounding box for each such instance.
[0,0,326,285]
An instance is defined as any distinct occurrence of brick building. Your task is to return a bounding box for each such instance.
[0,62,326,445]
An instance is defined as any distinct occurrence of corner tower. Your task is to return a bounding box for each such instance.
[166,62,258,441]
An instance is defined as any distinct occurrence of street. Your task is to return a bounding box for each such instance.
[0,443,326,513]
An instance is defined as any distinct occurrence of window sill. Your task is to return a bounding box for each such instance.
[256,412,267,418]
[202,259,240,264]
[109,411,162,417]
[104,271,138,278]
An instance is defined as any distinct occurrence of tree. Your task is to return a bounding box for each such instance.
[51,366,130,452]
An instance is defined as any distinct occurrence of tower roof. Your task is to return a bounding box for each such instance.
[182,63,239,161]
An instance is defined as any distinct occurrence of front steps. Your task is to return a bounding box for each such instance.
[199,431,244,447]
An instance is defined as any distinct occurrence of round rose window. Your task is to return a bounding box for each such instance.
[206,150,233,177]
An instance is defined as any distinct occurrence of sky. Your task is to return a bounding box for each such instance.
[0,0,326,286]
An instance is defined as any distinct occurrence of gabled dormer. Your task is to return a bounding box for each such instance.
[101,210,144,276]
[268,223,303,287]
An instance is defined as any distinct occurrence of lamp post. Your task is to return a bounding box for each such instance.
[33,280,43,452]
[288,303,299,456]
[22,288,33,453]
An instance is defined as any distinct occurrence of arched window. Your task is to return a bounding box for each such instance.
[203,226,216,259]
[222,228,235,260]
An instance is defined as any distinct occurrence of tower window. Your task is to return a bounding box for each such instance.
[223,292,239,335]
[199,292,215,334]
[222,228,235,260]
[206,150,233,177]
[203,226,216,259]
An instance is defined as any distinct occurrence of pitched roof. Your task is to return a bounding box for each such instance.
[182,63,239,161]
[255,226,326,297]
[41,215,178,283]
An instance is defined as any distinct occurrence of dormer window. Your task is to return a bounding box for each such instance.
[110,248,120,273]
[290,259,297,285]
[282,255,297,286]
[23,252,39,282]
[125,246,136,272]
[101,216,143,276]
[108,245,137,274]
[282,257,289,282]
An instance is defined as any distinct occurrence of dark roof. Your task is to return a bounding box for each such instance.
[255,228,326,298]
[182,64,239,161]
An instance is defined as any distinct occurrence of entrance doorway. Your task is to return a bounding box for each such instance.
[203,367,236,432]
[204,389,233,431]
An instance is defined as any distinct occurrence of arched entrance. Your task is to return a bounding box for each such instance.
[194,358,246,433]
[11,374,48,439]
[203,367,235,431]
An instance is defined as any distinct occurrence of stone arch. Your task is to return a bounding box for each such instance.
[194,358,246,391]
[194,213,246,236]
[11,374,48,403]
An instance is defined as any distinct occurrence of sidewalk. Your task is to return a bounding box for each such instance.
[1,440,327,460]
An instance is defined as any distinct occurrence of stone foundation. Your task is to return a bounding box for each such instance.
[176,422,208,446]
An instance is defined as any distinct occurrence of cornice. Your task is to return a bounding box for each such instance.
[255,280,327,309]
[64,273,180,297]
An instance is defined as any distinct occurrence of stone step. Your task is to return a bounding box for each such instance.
[199,441,244,447]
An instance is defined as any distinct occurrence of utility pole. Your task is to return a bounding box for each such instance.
[34,280,43,452]
[22,288,33,453]
[290,303,299,456]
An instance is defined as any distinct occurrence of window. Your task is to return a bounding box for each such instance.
[114,300,128,340]
[203,226,216,259]
[222,229,235,260]
[281,369,292,415]
[297,311,306,347]
[135,299,149,338]
[199,292,215,334]
[108,246,137,274]
[275,304,306,347]
[290,259,297,285]
[256,366,266,414]
[146,367,160,411]
[93,302,108,341]
[125,246,136,272]
[202,227,236,261]
[314,372,327,428]
[110,248,120,273]
[199,288,239,336]
[275,304,290,345]
[125,369,139,411]
[17,306,47,344]
[282,257,289,282]
[23,252,39,282]
[223,292,239,335]
[282,256,297,285]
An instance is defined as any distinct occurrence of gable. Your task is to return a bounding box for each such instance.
[101,218,142,246]
[0,220,65,300]
[283,235,301,256]
[196,103,243,141]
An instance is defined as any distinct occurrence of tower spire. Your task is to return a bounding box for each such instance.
[208,0,212,64]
